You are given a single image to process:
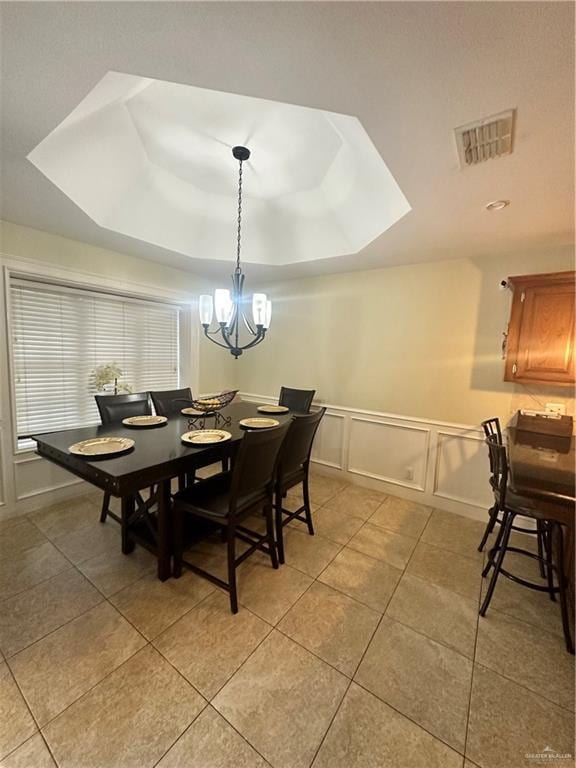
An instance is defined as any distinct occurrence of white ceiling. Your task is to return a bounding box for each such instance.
[1,1,574,281]
[28,71,410,266]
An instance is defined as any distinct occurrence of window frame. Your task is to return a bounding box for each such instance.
[3,263,198,456]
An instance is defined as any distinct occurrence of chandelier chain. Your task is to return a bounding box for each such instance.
[235,159,243,274]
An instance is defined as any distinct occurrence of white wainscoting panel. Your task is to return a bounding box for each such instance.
[433,431,492,509]
[241,392,490,521]
[349,418,429,490]
[311,412,345,469]
[14,454,85,502]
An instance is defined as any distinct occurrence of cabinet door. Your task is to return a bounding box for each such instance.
[506,278,575,384]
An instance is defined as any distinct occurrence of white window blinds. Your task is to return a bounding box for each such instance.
[10,277,180,437]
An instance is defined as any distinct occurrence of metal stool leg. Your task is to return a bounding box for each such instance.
[536,520,547,579]
[478,503,499,552]
[483,510,509,578]
[554,524,575,654]
[480,512,514,616]
[542,524,557,602]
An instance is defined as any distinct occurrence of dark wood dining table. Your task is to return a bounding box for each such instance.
[33,401,294,580]
[507,416,575,644]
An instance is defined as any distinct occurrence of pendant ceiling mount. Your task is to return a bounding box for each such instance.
[198,146,271,359]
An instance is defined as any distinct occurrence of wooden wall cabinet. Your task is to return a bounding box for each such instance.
[504,271,575,386]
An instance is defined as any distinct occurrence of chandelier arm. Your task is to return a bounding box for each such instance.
[203,327,235,350]
[240,329,267,350]
[241,311,258,337]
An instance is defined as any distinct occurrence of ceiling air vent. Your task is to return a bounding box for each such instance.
[454,109,515,168]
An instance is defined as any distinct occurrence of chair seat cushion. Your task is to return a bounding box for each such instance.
[174,472,266,519]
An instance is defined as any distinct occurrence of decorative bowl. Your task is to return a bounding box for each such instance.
[189,390,238,413]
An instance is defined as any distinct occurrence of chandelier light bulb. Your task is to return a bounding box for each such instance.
[199,294,214,326]
[214,289,232,324]
[264,300,272,330]
[252,293,268,326]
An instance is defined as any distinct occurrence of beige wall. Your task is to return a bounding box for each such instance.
[236,248,575,426]
[1,220,573,427]
[0,220,236,393]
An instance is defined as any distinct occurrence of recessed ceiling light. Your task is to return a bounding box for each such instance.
[485,199,510,211]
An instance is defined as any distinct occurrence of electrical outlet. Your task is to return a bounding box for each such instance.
[545,403,566,416]
[405,466,414,481]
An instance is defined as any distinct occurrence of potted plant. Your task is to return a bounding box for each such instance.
[92,363,132,395]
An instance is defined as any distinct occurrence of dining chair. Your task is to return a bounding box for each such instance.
[274,408,326,564]
[480,435,574,654]
[173,423,290,613]
[149,387,193,417]
[95,391,151,425]
[278,386,316,413]
[149,386,229,485]
[94,392,153,525]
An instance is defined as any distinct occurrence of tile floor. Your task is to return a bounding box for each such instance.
[0,473,574,768]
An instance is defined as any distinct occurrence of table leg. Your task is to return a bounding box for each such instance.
[121,495,135,554]
[157,479,172,581]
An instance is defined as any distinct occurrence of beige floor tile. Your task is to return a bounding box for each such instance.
[43,646,205,768]
[310,505,365,545]
[480,570,564,638]
[347,522,417,569]
[281,528,341,578]
[305,475,348,505]
[386,573,478,658]
[0,516,27,533]
[10,601,145,725]
[196,463,224,480]
[157,706,269,768]
[0,520,47,555]
[355,616,472,752]
[278,581,380,676]
[467,664,575,768]
[154,591,271,699]
[321,486,384,520]
[51,520,120,565]
[213,630,348,768]
[476,611,575,711]
[184,536,235,583]
[29,497,98,540]
[369,496,432,539]
[0,569,102,657]
[77,546,156,597]
[421,509,485,561]
[318,547,401,612]
[406,541,481,600]
[110,570,215,640]
[243,514,268,535]
[0,540,70,603]
[237,555,313,625]
[282,494,319,515]
[312,682,463,768]
[0,734,55,768]
[0,662,36,760]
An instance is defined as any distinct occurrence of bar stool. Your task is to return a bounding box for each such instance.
[480,435,574,654]
[477,417,546,578]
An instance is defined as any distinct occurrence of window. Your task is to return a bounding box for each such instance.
[10,276,181,439]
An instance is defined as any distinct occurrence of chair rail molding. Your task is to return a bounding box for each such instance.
[241,392,492,522]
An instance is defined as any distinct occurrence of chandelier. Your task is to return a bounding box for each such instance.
[198,146,271,359]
